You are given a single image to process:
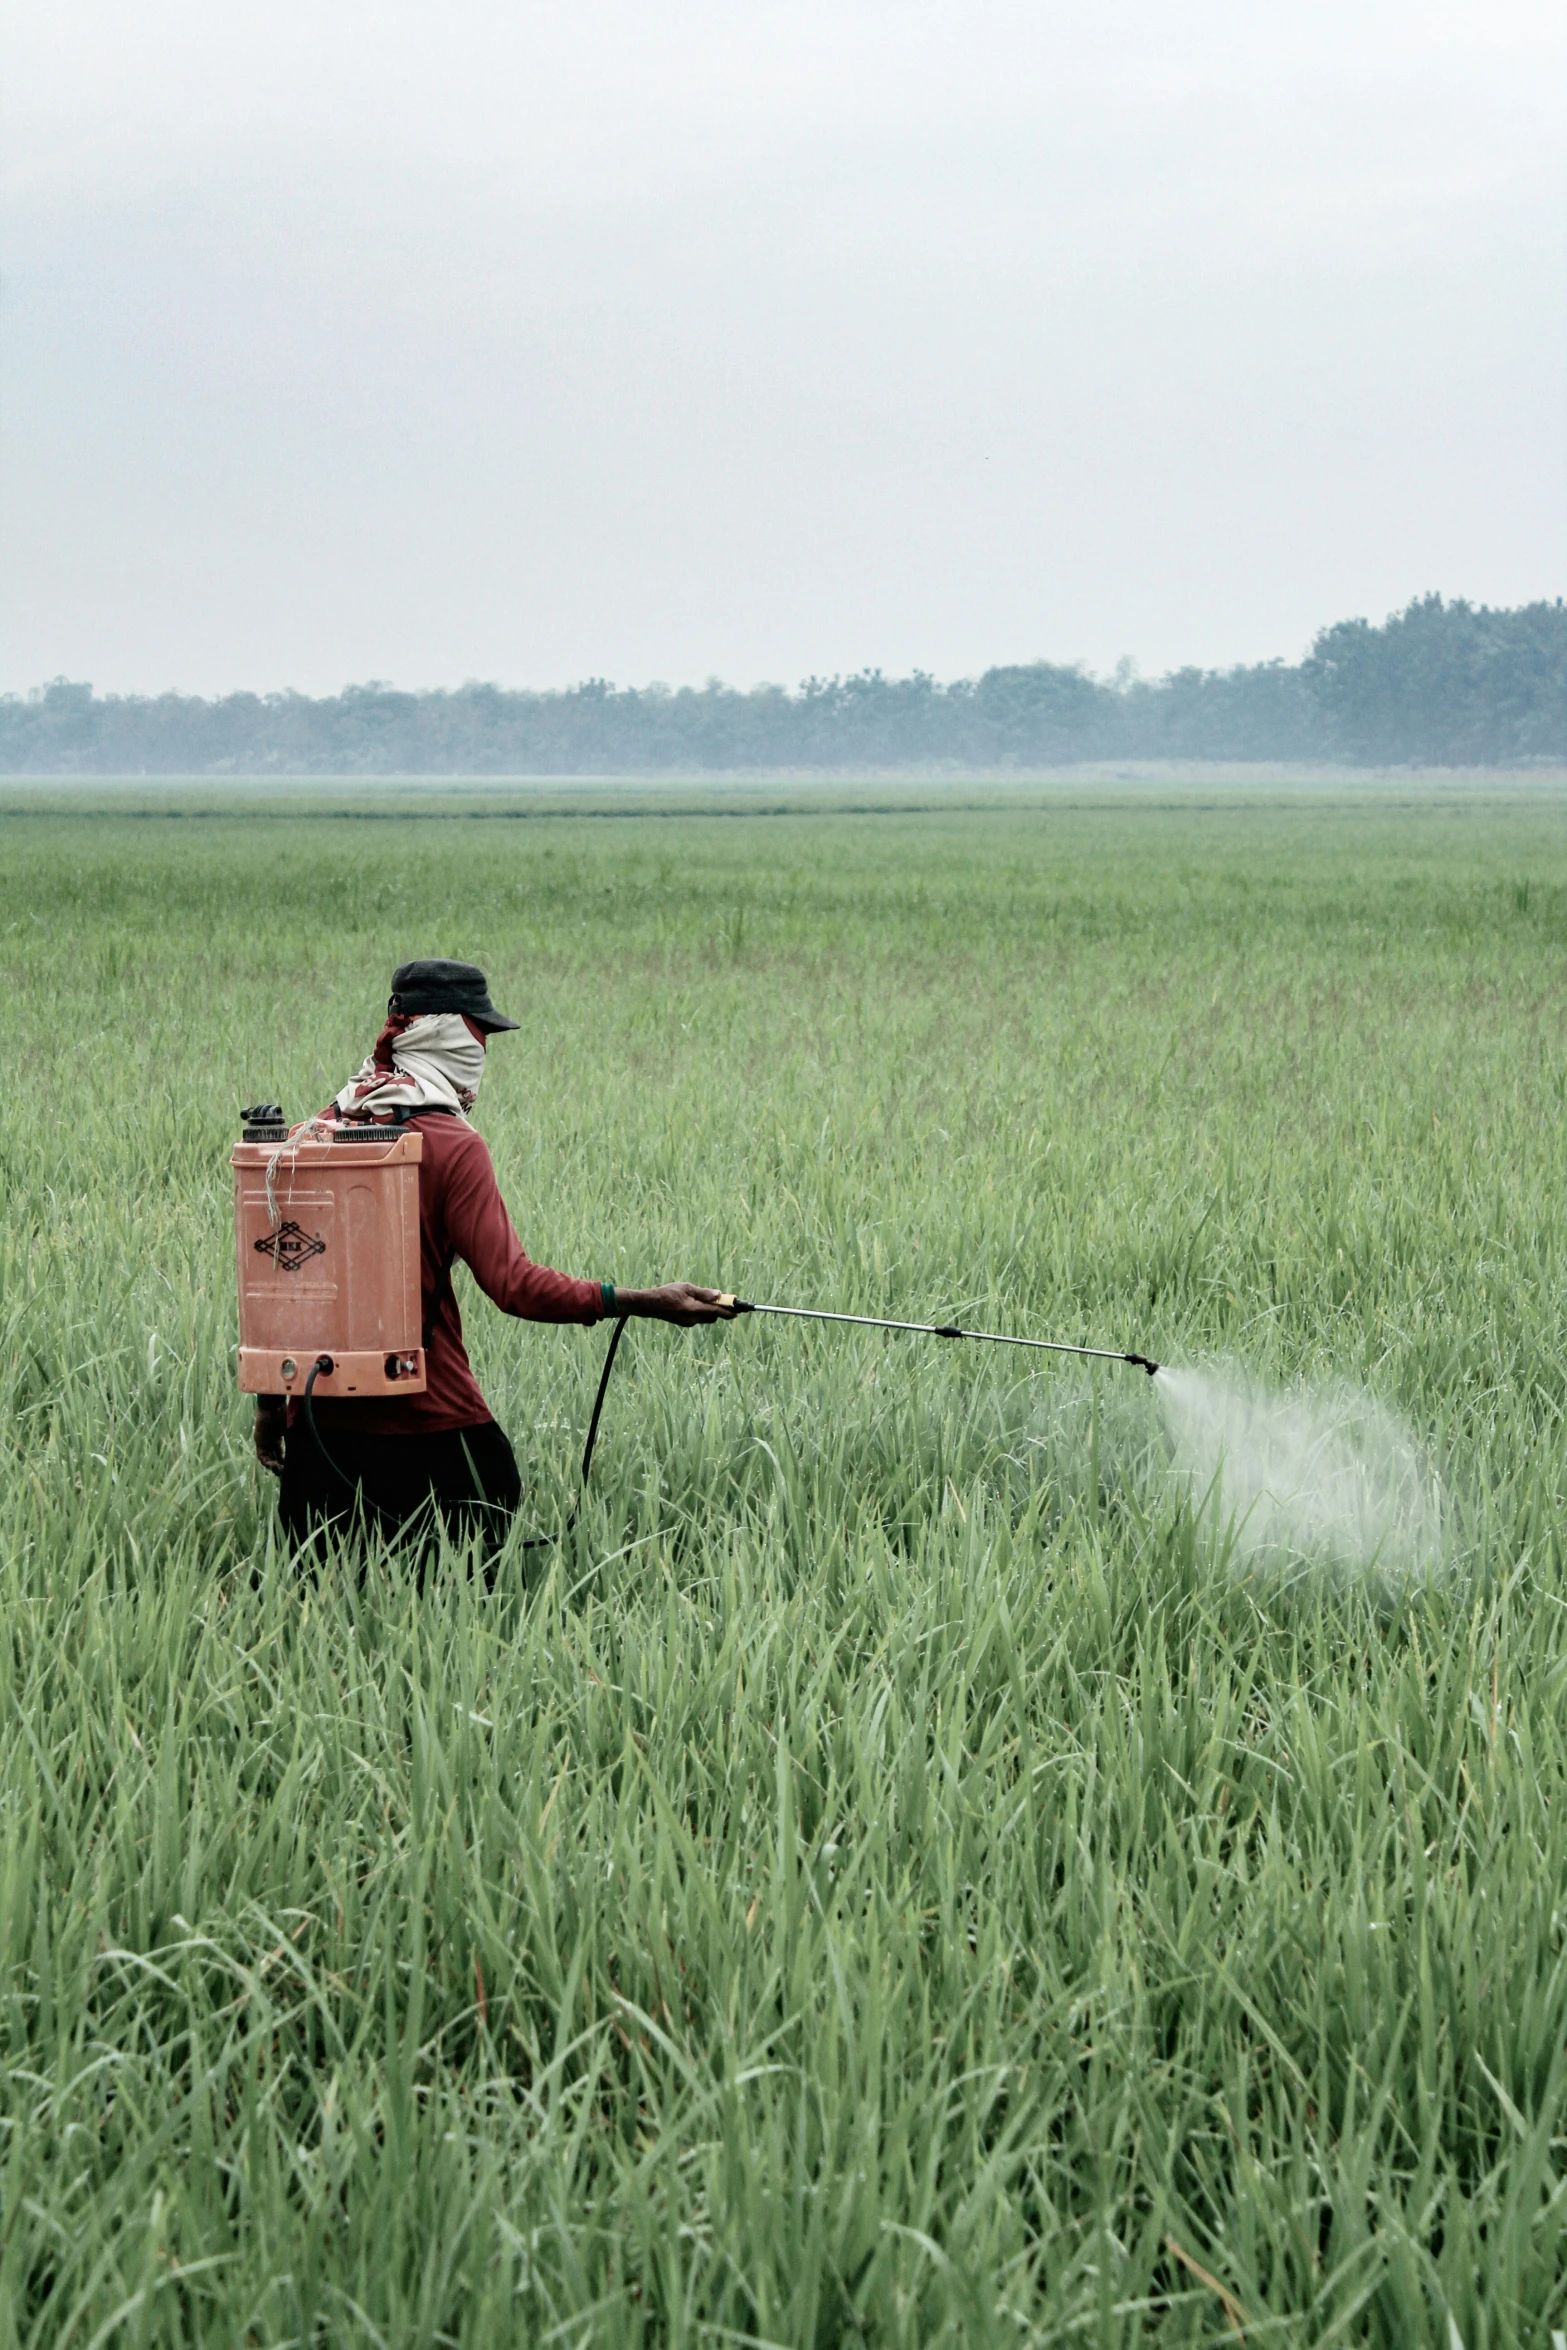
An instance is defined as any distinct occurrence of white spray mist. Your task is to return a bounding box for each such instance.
[1153,1364,1444,1583]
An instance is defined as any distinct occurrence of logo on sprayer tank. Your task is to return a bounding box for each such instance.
[255,1221,327,1271]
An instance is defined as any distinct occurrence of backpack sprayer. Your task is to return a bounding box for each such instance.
[234,1106,621,1538]
[234,1109,1160,1537]
[234,1106,458,1536]
[233,1108,428,1403]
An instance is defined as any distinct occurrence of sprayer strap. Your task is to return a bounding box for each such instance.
[423,1249,457,1351]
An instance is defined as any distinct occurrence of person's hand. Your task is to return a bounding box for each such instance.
[622,1283,737,1327]
[254,1395,287,1474]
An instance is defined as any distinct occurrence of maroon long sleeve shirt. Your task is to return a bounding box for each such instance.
[296,1111,603,1436]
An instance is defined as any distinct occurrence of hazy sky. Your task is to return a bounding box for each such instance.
[3,0,1563,695]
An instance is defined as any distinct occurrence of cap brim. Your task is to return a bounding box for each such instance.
[470,1006,520,1033]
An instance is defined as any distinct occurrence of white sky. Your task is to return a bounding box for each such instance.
[2,0,1563,695]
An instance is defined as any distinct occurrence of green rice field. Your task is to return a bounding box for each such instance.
[3,774,1567,2346]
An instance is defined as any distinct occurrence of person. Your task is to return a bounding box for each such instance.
[256,958,732,1554]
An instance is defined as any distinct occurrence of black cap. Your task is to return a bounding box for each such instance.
[387,959,519,1032]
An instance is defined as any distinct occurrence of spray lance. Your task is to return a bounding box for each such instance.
[716,1296,1160,1376]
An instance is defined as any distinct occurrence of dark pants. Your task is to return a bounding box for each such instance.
[278,1417,522,1563]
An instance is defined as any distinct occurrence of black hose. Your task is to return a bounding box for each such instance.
[300,1357,404,1534]
[298,1312,632,1554]
[520,1312,630,1549]
[576,1315,630,1509]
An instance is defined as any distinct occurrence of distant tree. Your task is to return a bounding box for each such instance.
[1302,595,1567,765]
[969,664,1108,763]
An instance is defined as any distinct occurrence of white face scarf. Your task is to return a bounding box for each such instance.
[335,1012,488,1122]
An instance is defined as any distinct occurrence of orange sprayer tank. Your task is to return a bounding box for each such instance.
[233,1127,428,1398]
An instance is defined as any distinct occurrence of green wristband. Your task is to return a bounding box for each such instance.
[600,1281,616,1316]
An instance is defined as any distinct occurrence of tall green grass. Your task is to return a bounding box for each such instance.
[2,780,1566,2344]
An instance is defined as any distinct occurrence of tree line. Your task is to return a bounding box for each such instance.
[3,595,1561,773]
